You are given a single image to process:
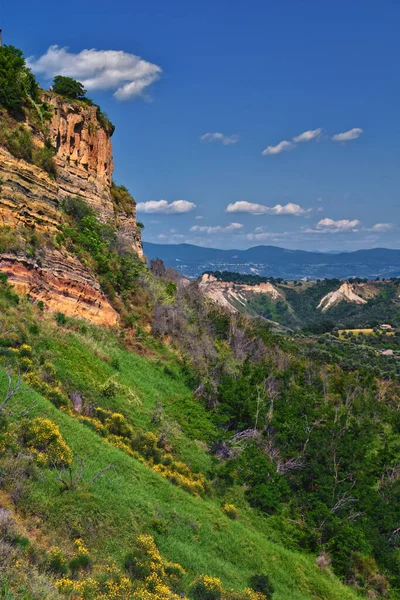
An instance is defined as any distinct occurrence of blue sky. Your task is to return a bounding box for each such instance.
[3,0,399,250]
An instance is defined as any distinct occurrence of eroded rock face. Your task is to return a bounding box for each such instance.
[199,274,284,312]
[0,146,60,231]
[0,251,118,327]
[317,282,367,312]
[47,95,114,215]
[0,94,143,324]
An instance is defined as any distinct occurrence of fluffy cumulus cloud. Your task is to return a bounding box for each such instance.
[137,200,196,214]
[332,128,363,142]
[190,222,243,234]
[226,201,309,216]
[200,132,239,145]
[369,223,393,232]
[316,218,361,232]
[262,140,293,156]
[292,128,322,143]
[28,45,162,100]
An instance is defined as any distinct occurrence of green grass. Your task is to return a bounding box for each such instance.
[1,321,361,600]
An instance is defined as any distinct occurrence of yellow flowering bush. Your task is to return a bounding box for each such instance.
[191,575,223,600]
[15,418,72,467]
[56,565,134,599]
[105,412,133,437]
[48,546,68,575]
[222,503,239,520]
[76,414,107,436]
[106,434,136,456]
[24,370,69,409]
[55,577,75,594]
[153,462,208,496]
[225,589,267,600]
[18,344,33,358]
[69,538,92,574]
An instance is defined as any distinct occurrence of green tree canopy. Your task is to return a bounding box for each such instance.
[0,45,38,110]
[52,76,87,100]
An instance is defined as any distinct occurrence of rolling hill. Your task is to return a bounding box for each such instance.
[143,242,400,279]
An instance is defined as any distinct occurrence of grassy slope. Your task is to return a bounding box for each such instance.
[2,323,360,600]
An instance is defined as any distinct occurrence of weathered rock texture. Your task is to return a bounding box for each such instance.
[0,251,118,326]
[0,94,143,325]
[199,273,284,312]
[317,282,368,312]
[0,146,60,230]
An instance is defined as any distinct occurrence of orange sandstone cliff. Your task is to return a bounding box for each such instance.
[0,94,143,326]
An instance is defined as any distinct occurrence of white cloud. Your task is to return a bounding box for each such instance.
[195,215,204,220]
[137,200,196,214]
[315,218,361,232]
[200,132,239,145]
[28,45,162,101]
[292,128,322,143]
[369,223,393,232]
[332,128,363,142]
[190,222,243,234]
[262,140,293,156]
[226,201,310,216]
[246,231,289,241]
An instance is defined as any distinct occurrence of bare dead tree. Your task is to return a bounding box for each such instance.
[265,376,280,422]
[0,366,23,413]
[53,458,117,491]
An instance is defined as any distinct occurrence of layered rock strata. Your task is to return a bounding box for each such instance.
[0,93,143,324]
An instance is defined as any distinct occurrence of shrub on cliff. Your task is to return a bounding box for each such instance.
[61,195,145,298]
[52,75,87,100]
[111,181,136,215]
[0,45,39,111]
[0,123,56,177]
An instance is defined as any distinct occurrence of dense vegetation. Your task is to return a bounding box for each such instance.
[52,76,87,101]
[60,196,145,315]
[0,275,361,600]
[1,43,399,600]
[207,271,400,332]
[0,45,38,111]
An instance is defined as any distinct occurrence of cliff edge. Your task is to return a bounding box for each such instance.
[0,93,143,325]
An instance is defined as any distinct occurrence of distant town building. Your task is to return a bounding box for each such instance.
[380,349,394,356]
[380,324,393,330]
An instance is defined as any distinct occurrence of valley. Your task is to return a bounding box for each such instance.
[0,41,399,600]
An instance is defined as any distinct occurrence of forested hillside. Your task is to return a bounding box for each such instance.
[0,43,399,600]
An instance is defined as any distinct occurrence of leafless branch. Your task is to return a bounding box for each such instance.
[88,465,116,485]
[0,365,23,412]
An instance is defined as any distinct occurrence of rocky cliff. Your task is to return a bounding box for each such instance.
[199,273,284,312]
[317,282,368,312]
[0,94,143,325]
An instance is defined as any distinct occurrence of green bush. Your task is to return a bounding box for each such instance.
[0,123,56,176]
[47,547,68,575]
[191,575,223,600]
[52,75,87,100]
[248,574,274,599]
[61,196,145,300]
[69,552,91,574]
[3,125,33,161]
[55,312,67,326]
[111,182,136,215]
[0,45,38,110]
[33,140,56,178]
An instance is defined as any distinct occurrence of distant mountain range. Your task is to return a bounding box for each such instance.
[143,242,400,279]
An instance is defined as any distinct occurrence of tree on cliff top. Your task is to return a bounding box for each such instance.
[0,45,39,110]
[52,76,87,100]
